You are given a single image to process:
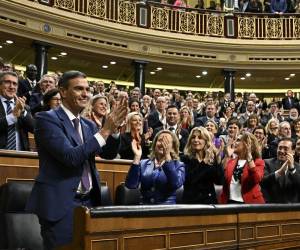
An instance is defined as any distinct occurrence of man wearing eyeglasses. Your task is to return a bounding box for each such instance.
[0,71,34,150]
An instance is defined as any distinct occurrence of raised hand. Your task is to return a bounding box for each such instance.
[161,135,172,161]
[144,127,153,141]
[225,138,235,158]
[13,96,26,118]
[132,139,142,165]
[286,152,295,170]
[101,91,128,137]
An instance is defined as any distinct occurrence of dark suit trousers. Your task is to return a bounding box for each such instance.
[39,197,91,250]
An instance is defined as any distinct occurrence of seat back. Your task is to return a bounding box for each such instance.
[101,185,113,206]
[0,181,34,212]
[115,183,142,205]
[0,181,43,250]
[176,185,184,204]
[5,213,43,250]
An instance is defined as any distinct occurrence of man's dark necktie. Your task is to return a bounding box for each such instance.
[169,127,175,132]
[5,100,16,150]
[72,118,91,191]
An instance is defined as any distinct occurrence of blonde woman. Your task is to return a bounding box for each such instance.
[119,112,153,160]
[179,106,194,131]
[181,127,224,204]
[82,95,109,129]
[125,130,185,204]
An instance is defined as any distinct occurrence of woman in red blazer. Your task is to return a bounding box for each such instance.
[220,132,265,204]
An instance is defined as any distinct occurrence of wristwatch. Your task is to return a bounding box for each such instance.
[247,158,253,163]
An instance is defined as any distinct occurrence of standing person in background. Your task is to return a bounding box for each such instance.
[125,130,185,204]
[18,64,38,103]
[29,74,57,115]
[82,95,109,130]
[41,88,61,112]
[181,127,224,204]
[26,70,128,249]
[262,138,300,203]
[0,71,34,151]
[119,112,153,160]
[220,132,265,204]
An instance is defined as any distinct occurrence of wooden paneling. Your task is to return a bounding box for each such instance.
[0,150,131,202]
[62,207,300,250]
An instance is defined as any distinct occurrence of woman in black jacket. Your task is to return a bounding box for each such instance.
[181,127,224,204]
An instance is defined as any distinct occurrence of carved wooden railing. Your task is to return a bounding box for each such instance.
[25,0,300,39]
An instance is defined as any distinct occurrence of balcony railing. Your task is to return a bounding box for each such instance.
[33,0,300,40]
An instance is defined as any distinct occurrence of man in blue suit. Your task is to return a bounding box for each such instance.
[26,71,128,249]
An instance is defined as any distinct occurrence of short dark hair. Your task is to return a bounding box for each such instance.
[278,137,295,149]
[166,105,178,111]
[253,125,266,136]
[58,70,86,89]
[0,71,18,84]
[227,117,241,129]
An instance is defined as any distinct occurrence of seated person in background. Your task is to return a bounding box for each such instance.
[262,138,300,203]
[125,130,185,204]
[0,71,35,151]
[270,0,287,13]
[41,88,61,111]
[29,74,56,115]
[181,127,224,204]
[119,111,153,160]
[82,95,109,129]
[220,132,265,204]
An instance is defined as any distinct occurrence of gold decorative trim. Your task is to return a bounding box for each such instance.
[169,230,205,249]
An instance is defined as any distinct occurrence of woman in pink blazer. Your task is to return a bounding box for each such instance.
[220,132,265,204]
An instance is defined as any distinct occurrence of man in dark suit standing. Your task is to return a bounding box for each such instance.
[148,96,167,130]
[18,64,38,103]
[152,105,189,152]
[262,138,300,203]
[282,89,298,110]
[195,103,219,127]
[0,71,34,150]
[26,71,128,249]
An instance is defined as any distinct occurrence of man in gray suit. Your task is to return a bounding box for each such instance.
[262,138,300,203]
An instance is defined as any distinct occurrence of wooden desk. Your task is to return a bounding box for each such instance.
[0,150,131,201]
[60,204,300,250]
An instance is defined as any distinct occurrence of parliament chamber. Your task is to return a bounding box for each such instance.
[1,0,300,250]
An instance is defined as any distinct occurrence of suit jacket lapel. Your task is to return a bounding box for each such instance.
[80,118,92,143]
[55,107,81,146]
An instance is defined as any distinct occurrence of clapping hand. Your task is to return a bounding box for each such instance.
[101,91,128,137]
[132,138,142,164]
[13,95,26,118]
[225,138,235,158]
[286,152,294,170]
